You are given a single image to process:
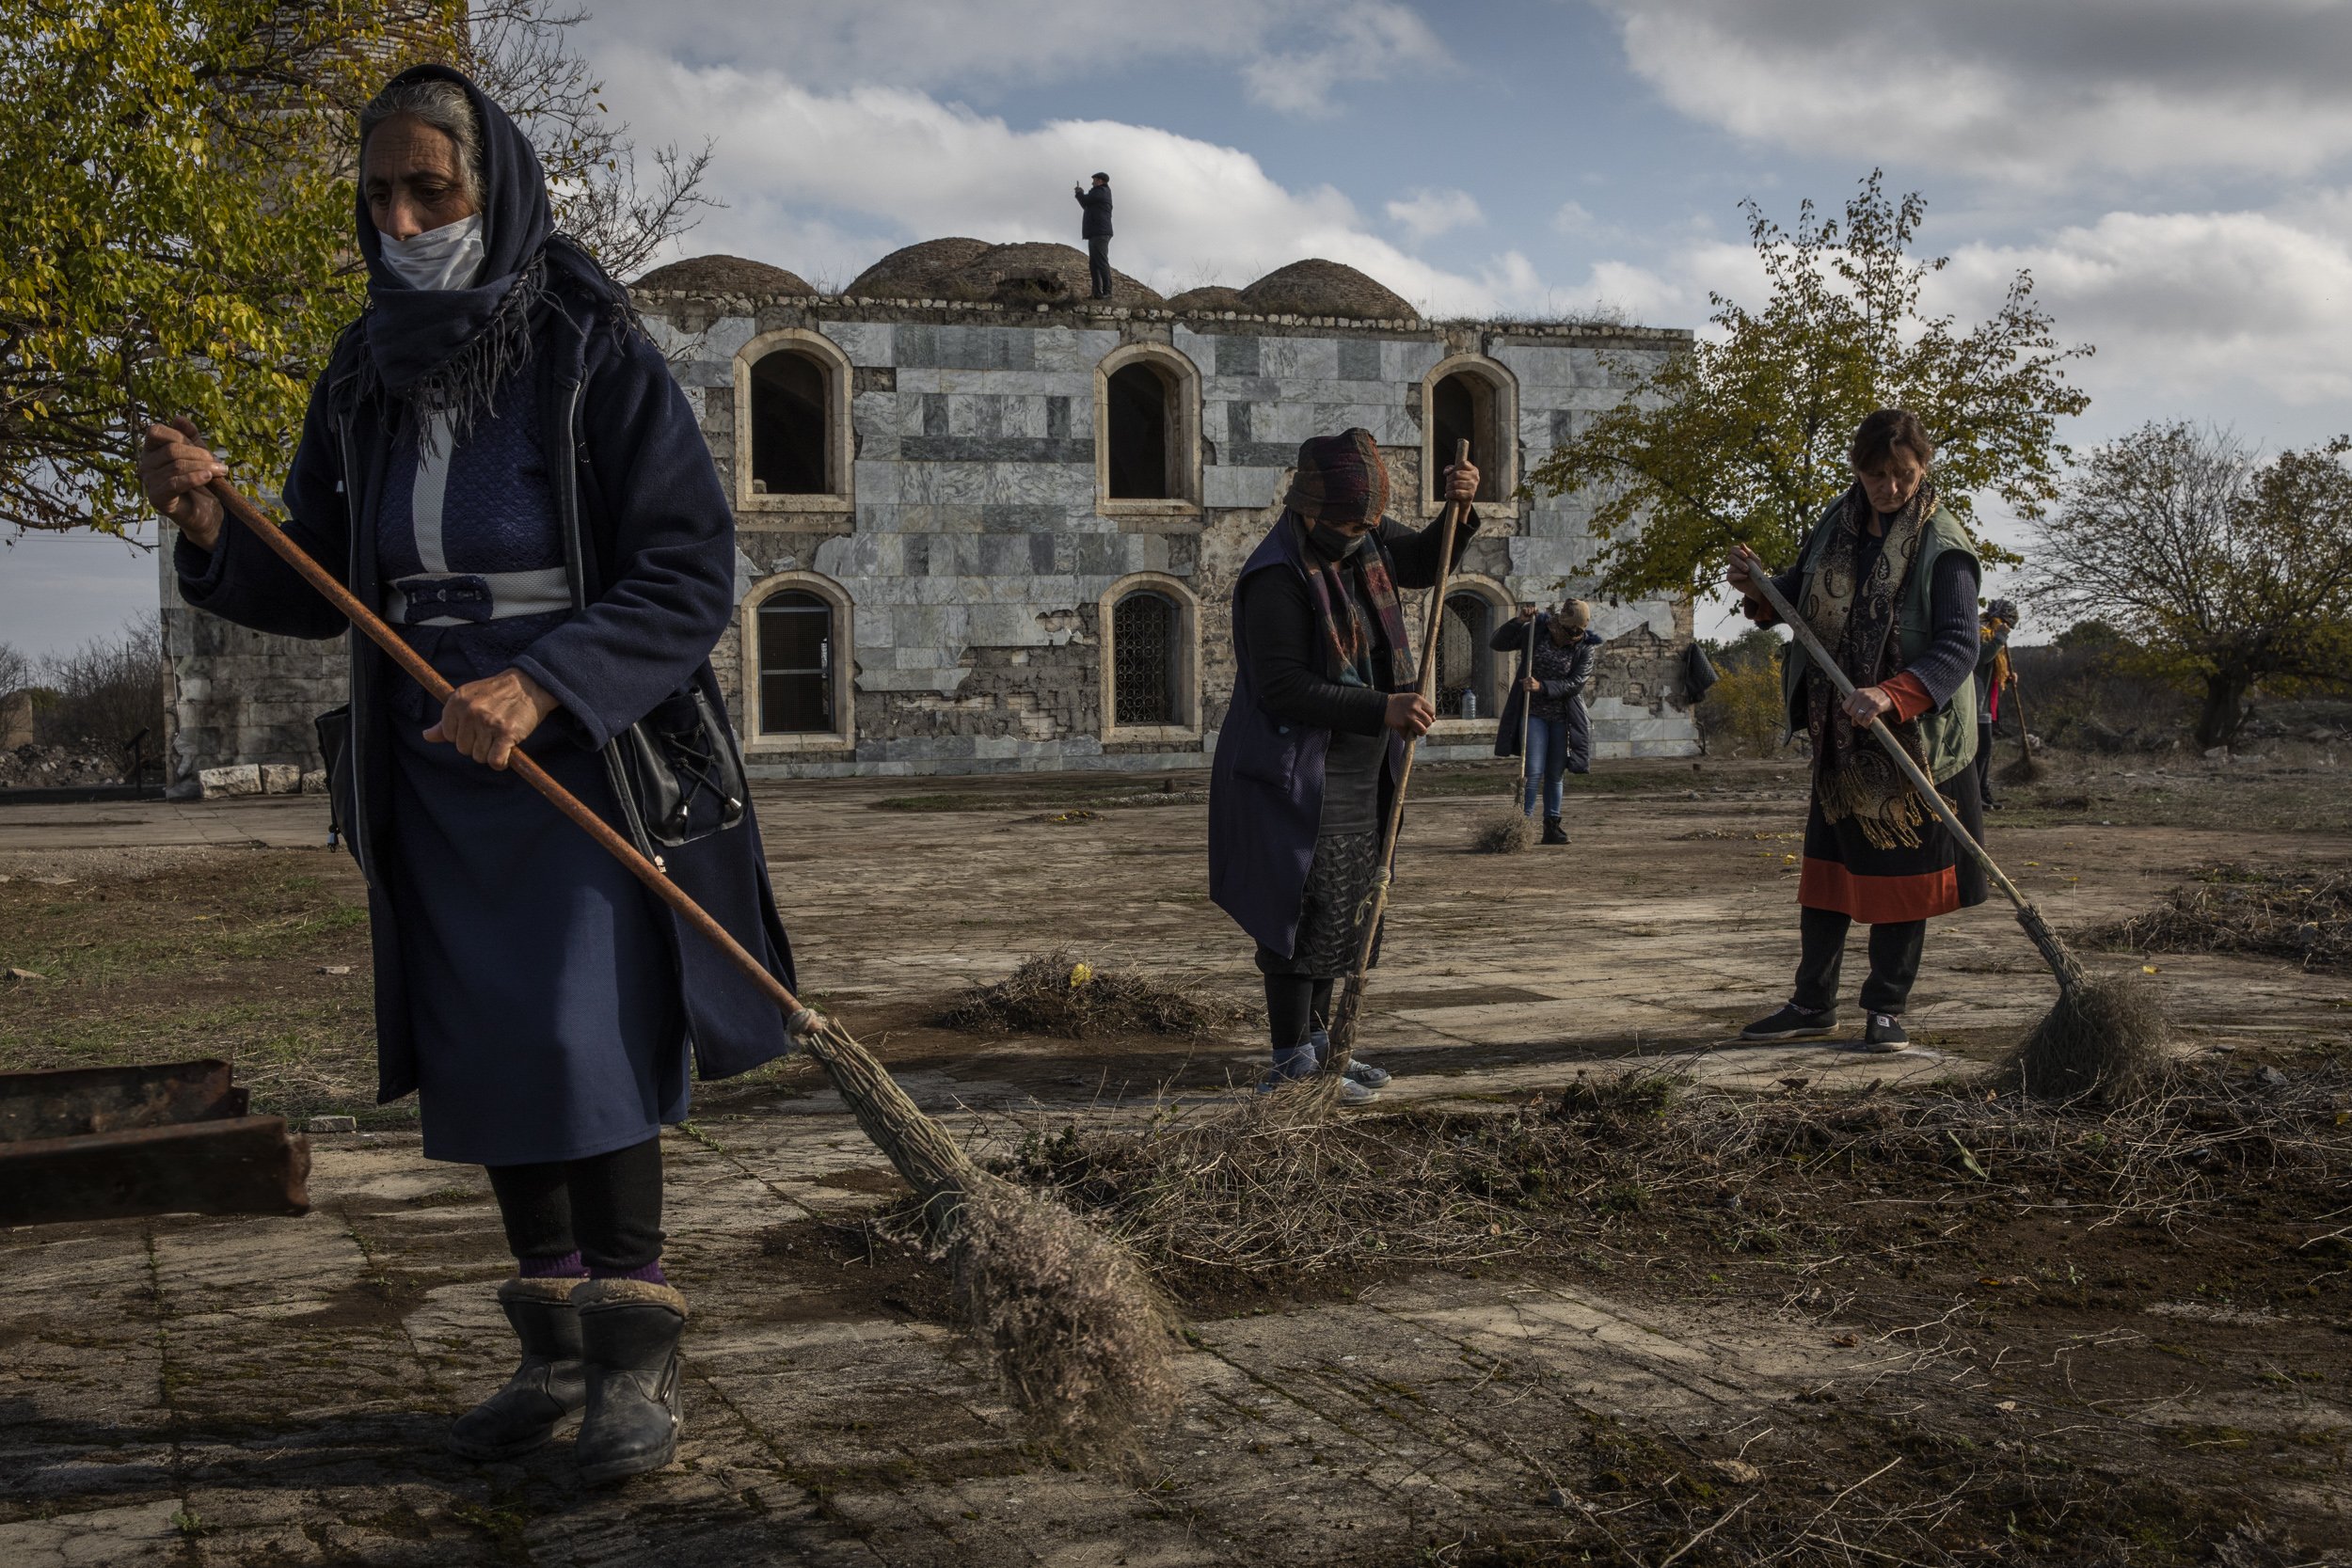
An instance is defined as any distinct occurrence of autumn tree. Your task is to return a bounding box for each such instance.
[0,0,710,539]
[1527,171,2092,598]
[2026,421,2352,750]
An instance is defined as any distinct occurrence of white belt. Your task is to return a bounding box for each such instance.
[386,566,574,626]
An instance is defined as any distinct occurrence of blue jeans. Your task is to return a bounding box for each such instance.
[1521,713,1566,817]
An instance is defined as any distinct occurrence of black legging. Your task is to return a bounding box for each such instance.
[1791,906,1927,1018]
[486,1136,665,1272]
[1263,974,1336,1053]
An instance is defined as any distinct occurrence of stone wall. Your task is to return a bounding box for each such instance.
[165,292,1705,781]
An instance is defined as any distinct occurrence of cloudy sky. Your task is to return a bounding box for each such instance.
[10,0,2352,657]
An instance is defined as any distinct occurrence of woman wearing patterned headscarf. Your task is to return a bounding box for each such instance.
[138,65,795,1482]
[1209,430,1479,1103]
[1725,409,1987,1053]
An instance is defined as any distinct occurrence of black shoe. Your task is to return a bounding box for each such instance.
[574,1278,687,1485]
[1740,1003,1837,1041]
[1862,1012,1909,1051]
[1541,815,1568,845]
[449,1277,588,1461]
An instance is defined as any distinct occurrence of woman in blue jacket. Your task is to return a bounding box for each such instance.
[137,66,789,1484]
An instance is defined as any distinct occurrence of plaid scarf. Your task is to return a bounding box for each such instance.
[1290,512,1413,690]
[1802,480,1943,849]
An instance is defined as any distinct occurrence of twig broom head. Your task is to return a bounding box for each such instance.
[936,1177,1179,1456]
[1470,808,1535,854]
[1998,749,2045,786]
[2006,968,2169,1102]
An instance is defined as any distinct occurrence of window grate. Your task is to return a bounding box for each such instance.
[1112,592,1178,725]
[757,591,834,734]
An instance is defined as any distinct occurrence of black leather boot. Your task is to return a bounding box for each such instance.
[1541,815,1568,845]
[573,1277,687,1485]
[448,1276,587,1460]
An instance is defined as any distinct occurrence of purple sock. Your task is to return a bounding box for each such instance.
[517,1250,587,1279]
[589,1259,668,1285]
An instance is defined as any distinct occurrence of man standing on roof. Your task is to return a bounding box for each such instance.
[1074,172,1113,298]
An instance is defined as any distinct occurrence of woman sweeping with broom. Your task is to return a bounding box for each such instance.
[1727,409,1987,1053]
[137,66,794,1483]
[1210,430,1479,1104]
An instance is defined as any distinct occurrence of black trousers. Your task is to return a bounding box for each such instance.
[1087,237,1112,297]
[1975,723,1997,803]
[1263,974,1337,1053]
[486,1135,665,1272]
[1791,906,1927,1017]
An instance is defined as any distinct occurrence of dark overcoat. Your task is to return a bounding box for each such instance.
[1491,616,1599,769]
[178,282,798,1103]
[1208,512,1472,956]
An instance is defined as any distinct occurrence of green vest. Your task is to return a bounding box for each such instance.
[1779,500,1980,784]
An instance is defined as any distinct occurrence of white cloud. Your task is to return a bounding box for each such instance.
[1937,206,2352,410]
[1594,0,2352,182]
[612,50,1561,317]
[1238,4,1449,118]
[577,0,1443,117]
[1386,187,1484,238]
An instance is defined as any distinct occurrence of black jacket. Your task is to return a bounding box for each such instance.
[1489,615,1599,759]
[177,277,799,1099]
[1075,182,1113,239]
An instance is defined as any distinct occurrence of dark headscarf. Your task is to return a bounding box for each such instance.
[354,64,633,439]
[1284,428,1391,525]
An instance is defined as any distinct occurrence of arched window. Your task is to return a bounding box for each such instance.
[1422,356,1517,511]
[1111,590,1179,724]
[1093,344,1201,514]
[734,328,852,513]
[1434,591,1496,720]
[1105,362,1173,499]
[755,590,836,735]
[1099,572,1200,738]
[749,350,829,495]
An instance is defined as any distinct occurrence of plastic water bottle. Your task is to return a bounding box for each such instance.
[1461,690,1478,721]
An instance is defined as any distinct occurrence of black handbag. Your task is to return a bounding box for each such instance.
[612,684,749,848]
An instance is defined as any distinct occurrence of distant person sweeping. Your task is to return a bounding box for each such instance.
[1210,430,1479,1102]
[1074,172,1113,298]
[1490,597,1599,844]
[138,65,797,1484]
[1727,409,1987,1053]
[1975,598,2017,807]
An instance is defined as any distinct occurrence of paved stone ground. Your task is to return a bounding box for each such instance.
[5,766,2349,1564]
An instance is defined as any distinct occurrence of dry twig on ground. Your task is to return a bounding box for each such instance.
[1469,808,1536,854]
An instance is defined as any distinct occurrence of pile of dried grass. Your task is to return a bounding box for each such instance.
[2090,863,2352,971]
[1468,807,1534,854]
[937,951,1254,1039]
[1003,1063,2352,1286]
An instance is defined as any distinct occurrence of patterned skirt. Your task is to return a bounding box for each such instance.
[1798,763,1988,924]
[1256,830,1384,978]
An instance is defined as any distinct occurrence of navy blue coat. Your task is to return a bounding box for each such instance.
[178,281,798,1102]
[1208,510,1473,957]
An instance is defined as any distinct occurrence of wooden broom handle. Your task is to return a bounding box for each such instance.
[203,479,816,1031]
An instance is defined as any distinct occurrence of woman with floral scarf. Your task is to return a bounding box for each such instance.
[1725,410,1987,1052]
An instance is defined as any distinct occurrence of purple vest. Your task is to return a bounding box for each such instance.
[1208,519,1404,957]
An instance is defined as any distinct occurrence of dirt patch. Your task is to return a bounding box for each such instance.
[936,951,1256,1039]
[745,1217,954,1325]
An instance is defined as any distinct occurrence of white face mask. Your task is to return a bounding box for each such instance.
[377,212,486,292]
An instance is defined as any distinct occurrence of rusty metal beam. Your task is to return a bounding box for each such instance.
[0,1116,311,1227]
[0,1061,310,1226]
[0,1059,246,1142]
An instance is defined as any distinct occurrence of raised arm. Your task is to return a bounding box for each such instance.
[162,376,353,642]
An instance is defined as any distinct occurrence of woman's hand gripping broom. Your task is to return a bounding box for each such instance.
[204,477,1176,1448]
[1733,544,2163,1099]
[1316,439,1473,1097]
